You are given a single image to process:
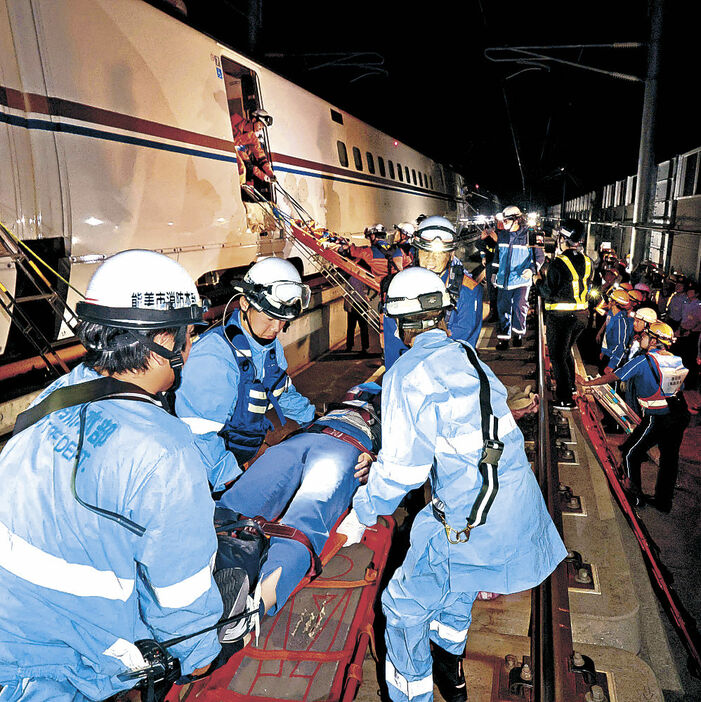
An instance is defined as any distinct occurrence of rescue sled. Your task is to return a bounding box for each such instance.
[285,220,382,293]
[167,515,394,702]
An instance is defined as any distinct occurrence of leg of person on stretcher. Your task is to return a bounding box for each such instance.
[218,432,364,614]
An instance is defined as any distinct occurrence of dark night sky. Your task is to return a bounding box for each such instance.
[177,0,696,211]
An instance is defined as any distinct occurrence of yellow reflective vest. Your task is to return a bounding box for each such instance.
[544,252,592,311]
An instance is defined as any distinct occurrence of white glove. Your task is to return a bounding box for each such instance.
[337,510,366,547]
[522,268,533,280]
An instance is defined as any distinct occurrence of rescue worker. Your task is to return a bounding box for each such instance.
[221,383,382,617]
[343,224,405,289]
[476,222,498,322]
[393,221,416,267]
[382,216,483,370]
[0,251,235,700]
[493,205,544,349]
[618,307,658,413]
[230,112,276,191]
[632,282,658,313]
[175,257,372,493]
[338,267,567,702]
[578,321,690,512]
[536,218,593,410]
[597,288,633,373]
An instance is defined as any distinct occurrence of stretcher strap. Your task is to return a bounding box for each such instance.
[254,517,323,578]
[309,424,376,460]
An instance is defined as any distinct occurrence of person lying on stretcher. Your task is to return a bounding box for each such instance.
[210,382,382,648]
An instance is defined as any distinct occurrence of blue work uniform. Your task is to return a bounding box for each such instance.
[175,310,316,491]
[602,309,633,369]
[221,406,379,614]
[494,226,544,339]
[0,365,221,701]
[615,350,689,506]
[383,259,483,370]
[351,330,567,702]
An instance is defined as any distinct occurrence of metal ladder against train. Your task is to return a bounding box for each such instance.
[246,184,382,335]
[0,222,80,378]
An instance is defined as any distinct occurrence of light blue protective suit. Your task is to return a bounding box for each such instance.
[220,404,378,613]
[175,310,316,491]
[351,330,567,702]
[0,365,222,701]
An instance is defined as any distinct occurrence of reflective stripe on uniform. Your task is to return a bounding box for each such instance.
[152,554,215,609]
[180,417,225,435]
[638,398,668,408]
[430,619,469,644]
[0,519,134,601]
[545,253,591,311]
[379,459,432,486]
[247,403,267,414]
[249,389,268,400]
[103,638,149,670]
[385,660,433,700]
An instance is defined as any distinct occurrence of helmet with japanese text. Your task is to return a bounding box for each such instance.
[76,249,206,386]
[558,218,584,244]
[234,257,310,321]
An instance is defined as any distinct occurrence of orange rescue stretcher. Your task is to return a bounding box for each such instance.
[166,514,394,702]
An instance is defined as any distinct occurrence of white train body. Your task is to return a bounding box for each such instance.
[0,0,463,356]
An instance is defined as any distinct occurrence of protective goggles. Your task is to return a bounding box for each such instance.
[385,289,451,317]
[259,280,311,319]
[412,230,457,252]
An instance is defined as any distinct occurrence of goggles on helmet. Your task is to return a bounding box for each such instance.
[412,229,457,253]
[385,289,451,317]
[239,279,311,320]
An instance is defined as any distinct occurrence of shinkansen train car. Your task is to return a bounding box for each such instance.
[0,0,464,359]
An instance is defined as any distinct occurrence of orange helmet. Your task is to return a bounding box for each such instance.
[648,321,674,346]
[628,289,645,304]
[619,282,634,291]
[610,289,631,308]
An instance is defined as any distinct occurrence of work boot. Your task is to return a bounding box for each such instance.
[496,339,509,351]
[513,335,523,348]
[432,645,467,702]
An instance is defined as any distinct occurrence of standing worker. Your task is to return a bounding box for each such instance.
[494,206,544,349]
[578,321,690,512]
[537,218,593,410]
[339,267,567,702]
[0,251,237,700]
[382,216,483,370]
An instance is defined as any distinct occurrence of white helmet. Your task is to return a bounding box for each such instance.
[76,249,204,330]
[235,257,311,320]
[411,215,457,253]
[251,108,273,126]
[633,307,657,325]
[502,205,523,221]
[395,222,415,237]
[76,250,205,388]
[385,268,451,330]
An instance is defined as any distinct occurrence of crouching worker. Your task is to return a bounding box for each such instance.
[338,267,567,702]
[175,256,371,495]
[0,251,245,701]
[216,383,381,617]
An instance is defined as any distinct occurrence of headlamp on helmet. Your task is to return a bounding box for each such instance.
[385,267,451,329]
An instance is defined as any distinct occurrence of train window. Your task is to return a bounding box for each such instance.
[353,147,363,171]
[378,157,386,177]
[388,160,395,179]
[418,172,423,187]
[337,141,349,167]
[681,152,699,196]
[397,163,403,181]
[331,109,344,125]
[429,176,433,189]
[366,152,375,174]
[405,166,410,183]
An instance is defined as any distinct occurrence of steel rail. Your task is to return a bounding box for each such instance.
[532,298,579,701]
